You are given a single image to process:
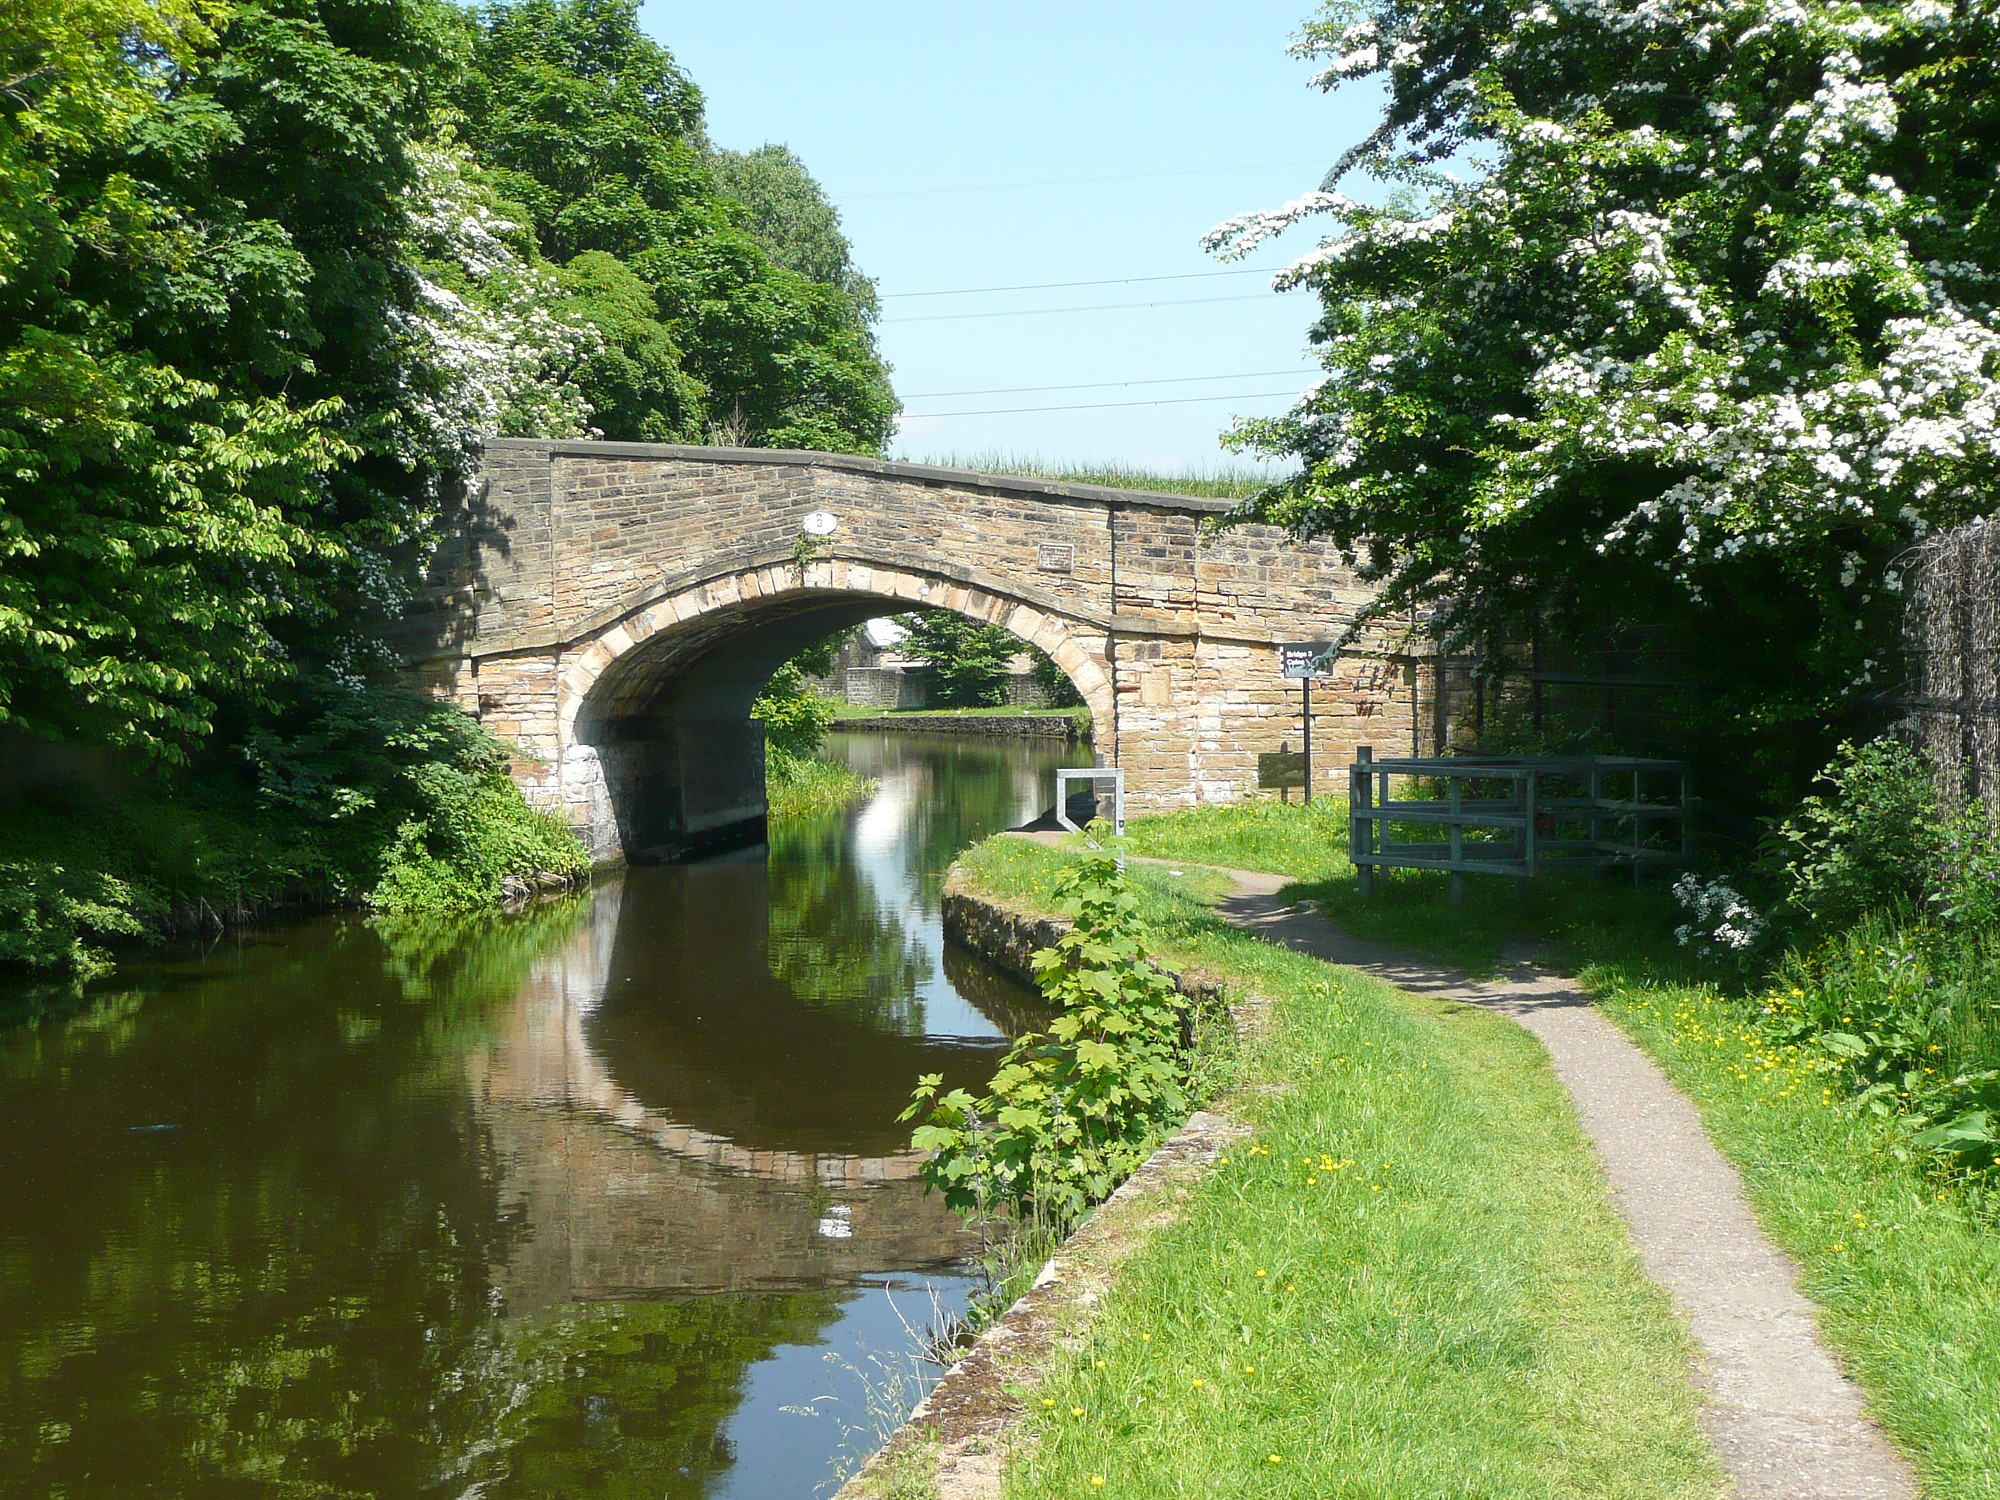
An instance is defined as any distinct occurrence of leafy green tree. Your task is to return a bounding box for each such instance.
[750,662,834,758]
[1215,0,2000,788]
[710,142,882,326]
[453,0,896,452]
[895,611,1021,707]
[0,0,466,758]
[557,249,704,441]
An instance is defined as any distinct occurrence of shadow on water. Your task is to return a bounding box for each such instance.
[0,730,1074,1499]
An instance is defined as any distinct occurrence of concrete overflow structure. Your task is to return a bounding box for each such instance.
[399,440,1422,862]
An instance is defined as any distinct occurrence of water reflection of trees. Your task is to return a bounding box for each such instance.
[828,733,1072,909]
[451,1294,849,1500]
[0,735,1073,1498]
[0,904,868,1499]
[766,807,931,1034]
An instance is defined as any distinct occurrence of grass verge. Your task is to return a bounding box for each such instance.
[951,836,1723,1499]
[1102,799,2000,1498]
[1589,971,2000,1497]
[1110,797,1676,977]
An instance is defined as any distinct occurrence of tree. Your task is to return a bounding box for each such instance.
[710,143,882,326]
[1213,0,2000,789]
[452,0,897,453]
[0,0,450,758]
[896,612,1022,707]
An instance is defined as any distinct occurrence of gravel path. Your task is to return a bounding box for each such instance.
[1012,834,1921,1497]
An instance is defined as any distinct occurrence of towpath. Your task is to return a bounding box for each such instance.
[1016,835,1920,1500]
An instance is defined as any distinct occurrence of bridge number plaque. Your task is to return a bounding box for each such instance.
[1036,542,1074,574]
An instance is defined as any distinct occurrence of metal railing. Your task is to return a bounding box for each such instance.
[1055,767,1125,839]
[1348,748,1692,902]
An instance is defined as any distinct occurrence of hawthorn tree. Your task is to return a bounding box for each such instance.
[1215,0,2000,786]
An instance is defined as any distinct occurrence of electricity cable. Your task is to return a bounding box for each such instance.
[899,388,1306,419]
[847,157,1333,201]
[904,369,1313,399]
[885,266,1269,299]
[882,292,1278,324]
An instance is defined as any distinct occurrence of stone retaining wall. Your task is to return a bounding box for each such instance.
[939,876,1229,1031]
[841,869,1261,1500]
[833,714,1087,741]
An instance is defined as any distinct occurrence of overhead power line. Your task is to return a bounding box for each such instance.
[847,157,1333,202]
[886,266,1268,299]
[899,389,1306,420]
[883,292,1277,325]
[905,369,1313,399]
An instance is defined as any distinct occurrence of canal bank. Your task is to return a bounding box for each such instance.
[0,732,1074,1498]
[842,832,1731,1500]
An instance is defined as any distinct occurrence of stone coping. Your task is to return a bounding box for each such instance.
[480,437,1242,516]
[828,713,1087,740]
[835,880,1262,1500]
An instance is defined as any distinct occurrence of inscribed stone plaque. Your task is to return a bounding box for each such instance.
[1036,542,1075,574]
[1258,751,1307,790]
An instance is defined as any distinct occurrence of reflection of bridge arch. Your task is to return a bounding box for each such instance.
[470,872,1015,1308]
[527,946,929,1190]
[403,442,1421,862]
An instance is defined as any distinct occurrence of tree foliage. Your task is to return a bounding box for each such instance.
[1,0,441,757]
[710,142,882,325]
[1217,0,2000,780]
[451,0,897,451]
[1,0,897,957]
[895,610,1024,707]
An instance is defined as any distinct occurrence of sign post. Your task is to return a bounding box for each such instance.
[1277,642,1336,805]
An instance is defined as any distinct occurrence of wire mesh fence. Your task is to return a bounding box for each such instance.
[1903,519,2000,821]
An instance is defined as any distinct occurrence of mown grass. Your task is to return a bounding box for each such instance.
[1083,800,2000,1499]
[910,450,1272,502]
[952,837,1724,1499]
[1107,797,1677,977]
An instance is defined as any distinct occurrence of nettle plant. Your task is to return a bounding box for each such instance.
[903,845,1191,1222]
[1212,0,2000,755]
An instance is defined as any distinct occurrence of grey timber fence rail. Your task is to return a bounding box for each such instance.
[1348,749,1693,903]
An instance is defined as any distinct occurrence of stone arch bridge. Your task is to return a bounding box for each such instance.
[401,440,1421,861]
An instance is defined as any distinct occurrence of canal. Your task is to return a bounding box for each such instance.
[0,730,1076,1498]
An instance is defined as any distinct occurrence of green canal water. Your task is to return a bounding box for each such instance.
[0,731,1075,1498]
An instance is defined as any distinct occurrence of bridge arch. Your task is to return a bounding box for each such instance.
[400,440,1423,862]
[549,558,1116,858]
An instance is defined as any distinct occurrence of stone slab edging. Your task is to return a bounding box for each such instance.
[828,714,1087,741]
[836,880,1265,1500]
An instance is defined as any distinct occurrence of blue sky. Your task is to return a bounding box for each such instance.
[645,2,1384,473]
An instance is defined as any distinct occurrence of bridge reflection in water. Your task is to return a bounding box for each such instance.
[476,860,1027,1307]
[0,731,1070,1500]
